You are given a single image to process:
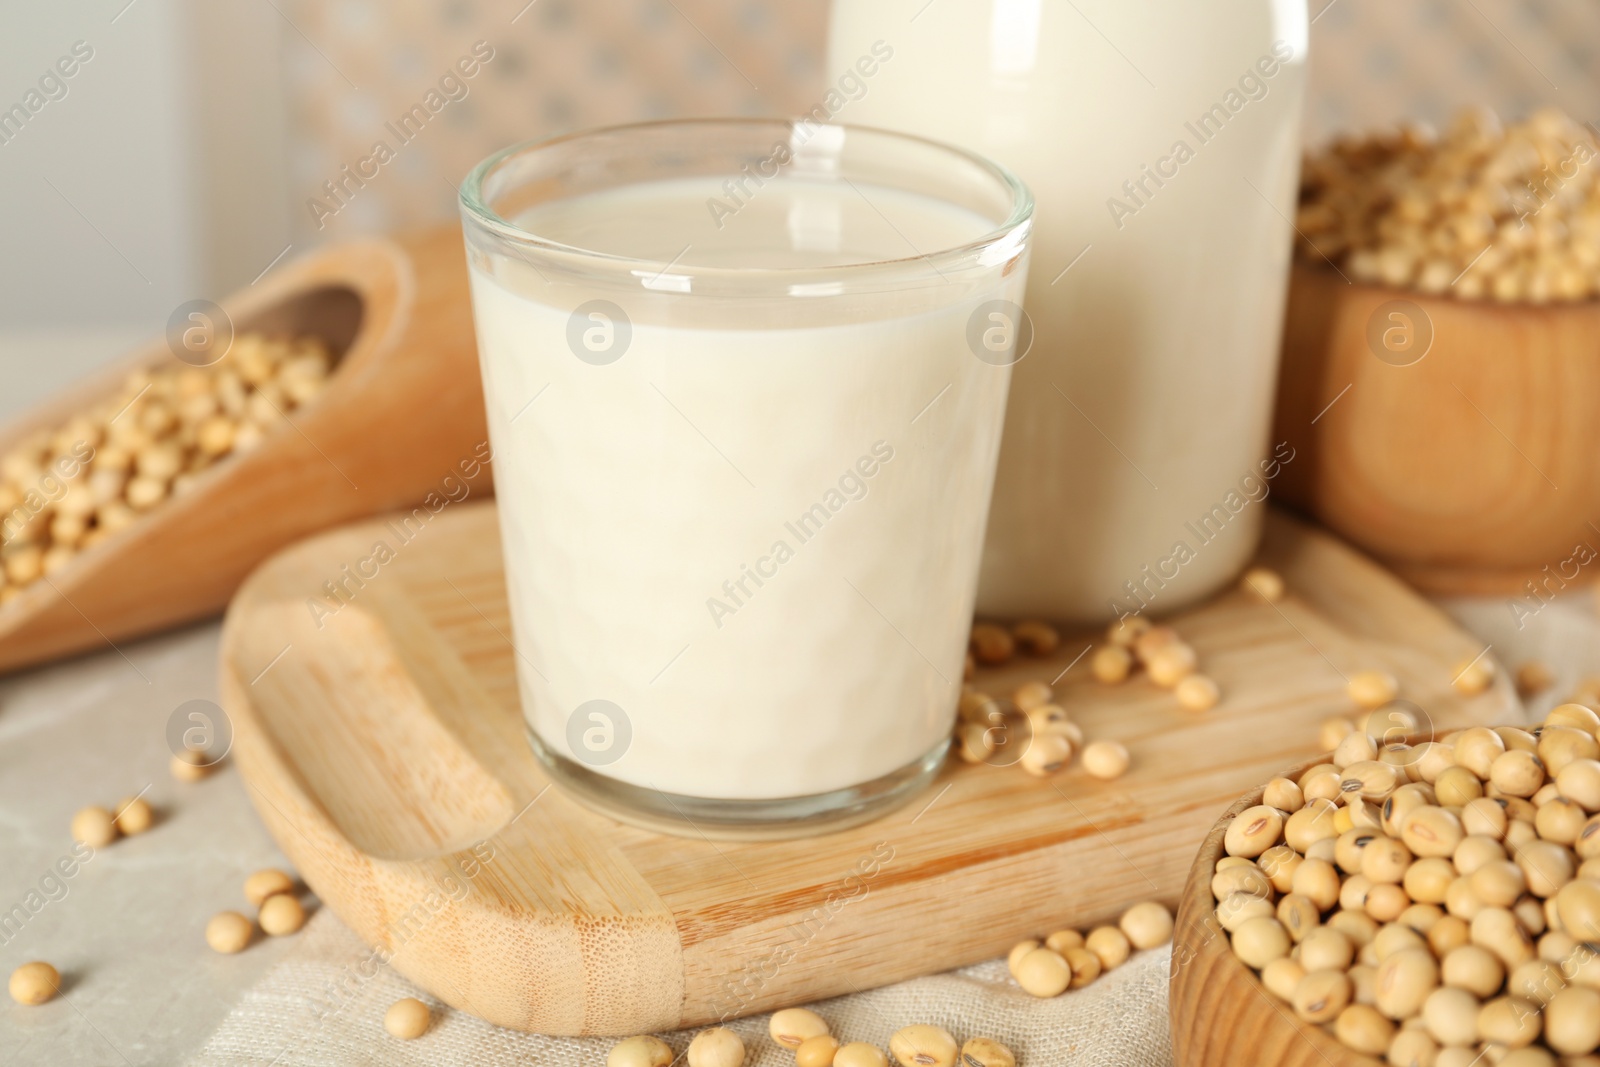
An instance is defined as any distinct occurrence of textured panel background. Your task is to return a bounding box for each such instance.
[278,0,1600,237]
[281,0,827,239]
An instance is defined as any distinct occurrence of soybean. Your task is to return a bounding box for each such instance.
[687,1028,745,1067]
[8,962,60,1006]
[889,1025,957,1067]
[608,1036,673,1067]
[385,998,432,1040]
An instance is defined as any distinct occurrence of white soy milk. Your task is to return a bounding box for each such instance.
[469,175,1026,800]
[830,0,1308,620]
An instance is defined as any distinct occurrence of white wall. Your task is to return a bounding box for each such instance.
[0,0,292,388]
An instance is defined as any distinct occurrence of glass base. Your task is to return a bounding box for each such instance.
[526,728,950,841]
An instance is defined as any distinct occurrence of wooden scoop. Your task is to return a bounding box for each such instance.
[0,226,488,675]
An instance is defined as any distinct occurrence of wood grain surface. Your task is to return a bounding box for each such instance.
[1274,259,1600,595]
[1169,761,1375,1067]
[0,226,487,674]
[219,503,1516,1036]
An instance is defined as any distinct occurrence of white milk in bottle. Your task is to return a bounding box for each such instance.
[829,0,1307,621]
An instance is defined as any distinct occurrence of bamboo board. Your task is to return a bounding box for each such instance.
[218,503,1516,1036]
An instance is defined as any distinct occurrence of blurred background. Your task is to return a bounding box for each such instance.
[4,0,1600,423]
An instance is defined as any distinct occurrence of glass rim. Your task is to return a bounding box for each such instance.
[457,117,1034,280]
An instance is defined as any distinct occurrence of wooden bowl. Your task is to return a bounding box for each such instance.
[0,226,487,674]
[1273,260,1600,595]
[1169,758,1374,1067]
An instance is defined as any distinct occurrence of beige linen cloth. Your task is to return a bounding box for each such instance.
[185,596,1600,1066]
[189,914,1171,1066]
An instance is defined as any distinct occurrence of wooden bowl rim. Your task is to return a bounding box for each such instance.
[1290,258,1600,313]
[1170,753,1382,1067]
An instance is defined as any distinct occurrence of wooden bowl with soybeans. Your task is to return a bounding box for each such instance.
[1171,693,1600,1067]
[0,225,488,674]
[1272,106,1600,596]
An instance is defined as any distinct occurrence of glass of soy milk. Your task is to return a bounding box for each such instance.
[459,121,1032,838]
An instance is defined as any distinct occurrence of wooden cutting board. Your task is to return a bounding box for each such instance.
[218,503,1517,1037]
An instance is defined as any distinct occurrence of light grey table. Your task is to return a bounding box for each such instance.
[1,331,304,1067]
[0,625,306,1067]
